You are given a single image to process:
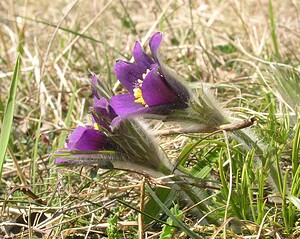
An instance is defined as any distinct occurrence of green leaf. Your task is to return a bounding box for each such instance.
[0,54,20,182]
[213,44,237,54]
[288,195,300,211]
[176,142,195,166]
[268,0,281,61]
[190,159,213,179]
[0,98,4,112]
[292,120,300,176]
[107,211,120,239]
[160,204,183,239]
[144,187,174,224]
[145,184,202,239]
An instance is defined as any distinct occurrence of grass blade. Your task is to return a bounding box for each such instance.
[31,115,42,186]
[160,204,183,239]
[288,196,300,211]
[268,0,280,61]
[143,187,174,224]
[145,184,202,239]
[0,54,20,182]
[292,120,300,176]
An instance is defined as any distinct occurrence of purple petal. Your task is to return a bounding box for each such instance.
[149,32,163,62]
[114,60,143,93]
[92,98,117,130]
[93,98,117,118]
[111,111,145,126]
[111,107,155,126]
[66,126,108,151]
[94,97,108,109]
[110,94,143,115]
[133,41,155,73]
[92,99,113,130]
[94,97,109,114]
[142,67,180,106]
[91,112,109,130]
[111,104,175,126]
[157,60,190,104]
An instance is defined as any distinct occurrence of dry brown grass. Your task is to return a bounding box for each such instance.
[0,0,299,238]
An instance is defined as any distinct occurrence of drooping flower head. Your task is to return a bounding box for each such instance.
[110,32,191,125]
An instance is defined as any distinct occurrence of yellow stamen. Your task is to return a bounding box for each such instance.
[94,123,100,130]
[134,97,146,105]
[133,88,142,98]
[132,71,150,106]
[133,88,146,105]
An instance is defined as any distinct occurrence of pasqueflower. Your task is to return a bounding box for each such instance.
[110,32,190,125]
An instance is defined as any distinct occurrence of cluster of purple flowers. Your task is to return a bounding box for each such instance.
[55,32,226,174]
[53,32,234,224]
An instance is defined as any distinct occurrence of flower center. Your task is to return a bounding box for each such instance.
[94,122,100,130]
[133,88,146,105]
[133,69,151,107]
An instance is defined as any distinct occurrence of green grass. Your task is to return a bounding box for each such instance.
[0,54,20,182]
[0,0,299,238]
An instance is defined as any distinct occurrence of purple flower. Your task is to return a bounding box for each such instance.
[54,125,118,166]
[65,126,112,151]
[91,76,117,129]
[54,74,173,172]
[110,32,190,125]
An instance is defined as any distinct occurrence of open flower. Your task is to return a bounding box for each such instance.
[110,32,190,125]
[110,32,229,132]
